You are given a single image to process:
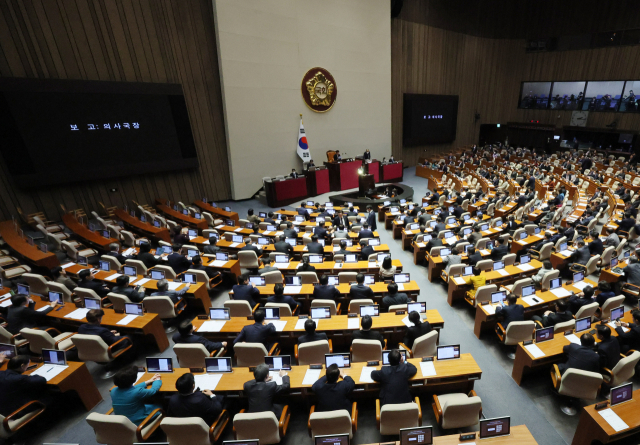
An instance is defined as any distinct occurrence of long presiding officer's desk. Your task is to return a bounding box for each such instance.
[327,160,362,191]
[473,278,597,338]
[265,176,308,207]
[193,310,441,347]
[62,214,120,251]
[138,353,480,396]
[380,162,403,182]
[572,389,640,445]
[113,209,171,243]
[0,360,102,411]
[0,220,60,269]
[511,310,633,385]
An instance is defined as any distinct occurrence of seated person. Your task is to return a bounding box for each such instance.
[239,238,262,258]
[532,300,573,328]
[402,311,432,349]
[382,283,410,312]
[274,235,294,257]
[463,267,486,301]
[0,355,52,417]
[203,236,222,255]
[167,244,191,275]
[588,230,604,256]
[603,227,620,248]
[267,283,300,312]
[379,256,396,279]
[108,242,128,265]
[334,240,349,256]
[467,247,482,267]
[77,269,110,298]
[358,224,374,240]
[614,310,640,354]
[232,274,259,307]
[111,366,163,425]
[311,363,355,412]
[51,266,77,291]
[112,275,145,303]
[243,363,289,417]
[371,350,417,406]
[168,372,224,425]
[298,319,328,344]
[172,321,226,353]
[79,309,133,352]
[298,256,316,272]
[6,294,56,334]
[150,278,190,304]
[306,235,324,254]
[190,256,219,279]
[495,294,524,328]
[352,314,385,348]
[136,242,158,268]
[442,246,462,274]
[623,256,640,287]
[532,260,553,286]
[557,333,599,375]
[259,257,280,276]
[312,274,340,301]
[490,237,509,261]
[595,281,616,307]
[596,325,620,370]
[233,309,275,348]
[359,239,375,261]
[349,273,374,299]
[567,239,590,270]
[567,285,595,314]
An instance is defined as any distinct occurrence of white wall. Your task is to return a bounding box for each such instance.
[213,0,392,199]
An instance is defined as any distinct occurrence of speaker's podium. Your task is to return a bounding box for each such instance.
[358,174,375,196]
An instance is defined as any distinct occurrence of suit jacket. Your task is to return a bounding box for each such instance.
[297,207,310,218]
[283,228,298,239]
[203,245,222,255]
[150,288,187,304]
[298,332,328,344]
[569,246,591,265]
[468,252,483,267]
[233,322,276,346]
[168,390,223,425]
[539,310,573,328]
[112,285,145,303]
[596,337,621,370]
[361,245,375,261]
[232,284,260,307]
[306,242,324,254]
[313,284,340,301]
[240,244,262,257]
[615,323,640,351]
[425,238,443,253]
[244,376,290,414]
[403,321,432,348]
[358,230,374,240]
[367,212,377,231]
[490,245,509,261]
[567,296,594,315]
[0,369,48,416]
[274,241,294,257]
[604,233,620,248]
[260,266,280,276]
[172,332,222,353]
[314,226,329,240]
[596,291,616,307]
[558,343,600,374]
[382,293,410,311]
[352,329,385,348]
[78,323,119,345]
[349,284,374,299]
[167,253,191,275]
[370,362,418,405]
[6,305,53,334]
[311,376,355,412]
[618,218,635,233]
[266,295,299,310]
[495,304,524,328]
[623,263,640,286]
[77,279,110,298]
[468,232,482,246]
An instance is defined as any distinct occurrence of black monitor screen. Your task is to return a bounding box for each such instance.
[480,417,510,439]
[146,357,173,372]
[0,78,198,187]
[400,426,433,445]
[315,435,349,445]
[610,382,633,406]
[403,94,458,145]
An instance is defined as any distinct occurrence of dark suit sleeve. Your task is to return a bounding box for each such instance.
[198,335,223,352]
[266,323,277,335]
[341,376,356,394]
[312,376,327,393]
[275,375,290,394]
[405,362,418,378]
[370,369,384,382]
[234,327,246,344]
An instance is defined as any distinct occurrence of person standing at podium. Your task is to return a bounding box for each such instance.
[363,149,371,160]
[334,150,342,162]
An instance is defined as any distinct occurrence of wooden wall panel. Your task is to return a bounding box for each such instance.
[0,0,230,221]
[392,18,640,166]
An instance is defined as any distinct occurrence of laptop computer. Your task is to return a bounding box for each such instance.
[264,307,280,320]
[209,308,230,320]
[491,291,506,304]
[344,254,358,263]
[520,255,530,264]
[407,302,426,314]
[610,382,634,406]
[535,326,554,343]
[493,261,505,271]
[575,316,591,333]
[99,260,110,272]
[125,303,144,316]
[315,434,349,445]
[84,298,101,310]
[49,291,64,305]
[359,305,379,317]
[183,272,197,284]
[265,355,291,371]
[436,344,460,360]
[249,276,266,286]
[205,357,233,373]
[611,306,624,321]
[42,349,66,366]
[150,270,165,280]
[123,265,137,277]
[363,274,375,285]
[0,343,17,360]
[325,353,351,368]
[146,357,173,372]
[394,273,410,283]
[311,307,332,319]
[309,254,323,264]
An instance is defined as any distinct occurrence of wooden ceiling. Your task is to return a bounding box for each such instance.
[398,0,640,40]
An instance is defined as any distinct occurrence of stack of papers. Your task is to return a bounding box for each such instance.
[294,318,307,330]
[167,282,182,291]
[348,318,360,329]
[599,408,629,432]
[453,277,466,285]
[117,315,139,325]
[31,364,69,381]
[302,369,322,385]
[524,344,545,358]
[550,288,571,298]
[106,273,122,281]
[210,260,228,267]
[416,243,426,248]
[517,263,534,272]
[36,306,50,312]
[572,281,590,291]
[480,249,490,255]
[229,243,241,248]
[194,374,223,391]
[496,269,509,276]
[198,320,227,332]
[234,228,243,232]
[65,308,90,320]
[359,366,375,383]
[269,371,284,385]
[61,263,77,269]
[270,320,288,332]
[420,361,437,377]
[135,372,146,384]
[401,316,414,327]
[559,250,573,257]
[123,248,137,256]
[133,278,151,286]
[483,304,497,315]
[565,334,581,344]
[0,299,12,308]
[284,285,302,294]
[215,225,225,229]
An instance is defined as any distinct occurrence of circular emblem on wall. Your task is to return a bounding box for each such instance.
[301,67,337,113]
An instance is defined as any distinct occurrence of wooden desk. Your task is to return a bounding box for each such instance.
[28,361,102,411]
[193,200,239,223]
[33,299,170,352]
[432,425,537,444]
[62,214,120,251]
[250,259,403,276]
[572,389,640,445]
[155,200,208,230]
[138,353,481,395]
[510,229,558,254]
[113,209,171,243]
[0,220,60,268]
[428,248,492,283]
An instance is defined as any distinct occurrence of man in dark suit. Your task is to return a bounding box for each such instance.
[312,275,341,301]
[243,363,290,417]
[283,222,298,239]
[382,283,410,312]
[403,311,432,348]
[77,269,110,298]
[112,275,145,303]
[267,283,300,312]
[259,257,280,276]
[532,300,573,328]
[617,212,636,234]
[490,237,509,261]
[150,279,190,304]
[0,355,52,417]
[232,274,260,308]
[467,247,483,267]
[358,224,374,240]
[349,273,374,299]
[233,309,276,348]
[587,230,604,256]
[239,238,263,258]
[274,235,294,258]
[615,310,640,353]
[352,315,385,348]
[297,203,311,219]
[623,257,640,287]
[314,224,329,242]
[332,210,349,229]
[172,321,226,353]
[264,212,276,224]
[203,237,222,255]
[334,240,349,257]
[136,242,159,268]
[5,294,56,334]
[495,294,524,328]
[467,226,482,247]
[107,243,128,265]
[298,319,328,344]
[596,325,620,370]
[516,193,527,208]
[567,285,596,314]
[168,372,224,425]
[366,206,377,231]
[167,244,191,275]
[311,364,355,412]
[567,239,591,270]
[425,236,443,254]
[370,350,418,406]
[360,239,375,261]
[557,333,600,375]
[78,309,132,351]
[306,235,324,254]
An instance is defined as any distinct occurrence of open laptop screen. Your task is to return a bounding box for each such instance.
[325,353,351,368]
[535,327,554,343]
[479,417,511,439]
[407,302,426,314]
[265,355,291,370]
[400,426,433,445]
[43,349,66,366]
[146,357,173,372]
[436,345,460,360]
[575,316,591,333]
[359,305,379,317]
[610,382,633,406]
[209,308,230,320]
[0,343,17,359]
[205,357,233,373]
[315,434,349,445]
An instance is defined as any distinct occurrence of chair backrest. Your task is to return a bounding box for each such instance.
[348,299,374,314]
[610,351,640,387]
[338,272,357,284]
[440,395,482,430]
[61,241,79,260]
[71,334,110,362]
[120,231,136,247]
[574,302,599,321]
[558,369,603,400]
[412,330,438,358]
[475,259,493,272]
[584,254,601,275]
[601,295,625,319]
[265,302,292,317]
[541,270,560,290]
[297,271,319,284]
[554,237,567,251]
[19,328,55,354]
[309,409,352,439]
[351,339,382,362]
[100,255,122,271]
[174,344,209,368]
[553,319,576,333]
[75,287,101,304]
[510,278,532,297]
[22,273,49,296]
[185,269,211,289]
[143,296,177,319]
[502,253,516,266]
[47,281,73,302]
[447,264,465,277]
[615,239,627,256]
[310,299,338,315]
[160,417,210,445]
[298,340,331,365]
[153,264,177,280]
[235,343,269,367]
[107,293,132,312]
[504,321,535,345]
[537,243,554,261]
[224,300,253,317]
[125,259,147,275]
[474,284,497,306]
[86,412,138,445]
[379,402,420,435]
[233,411,280,444]
[238,251,259,268]
[475,238,489,249]
[263,271,284,284]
